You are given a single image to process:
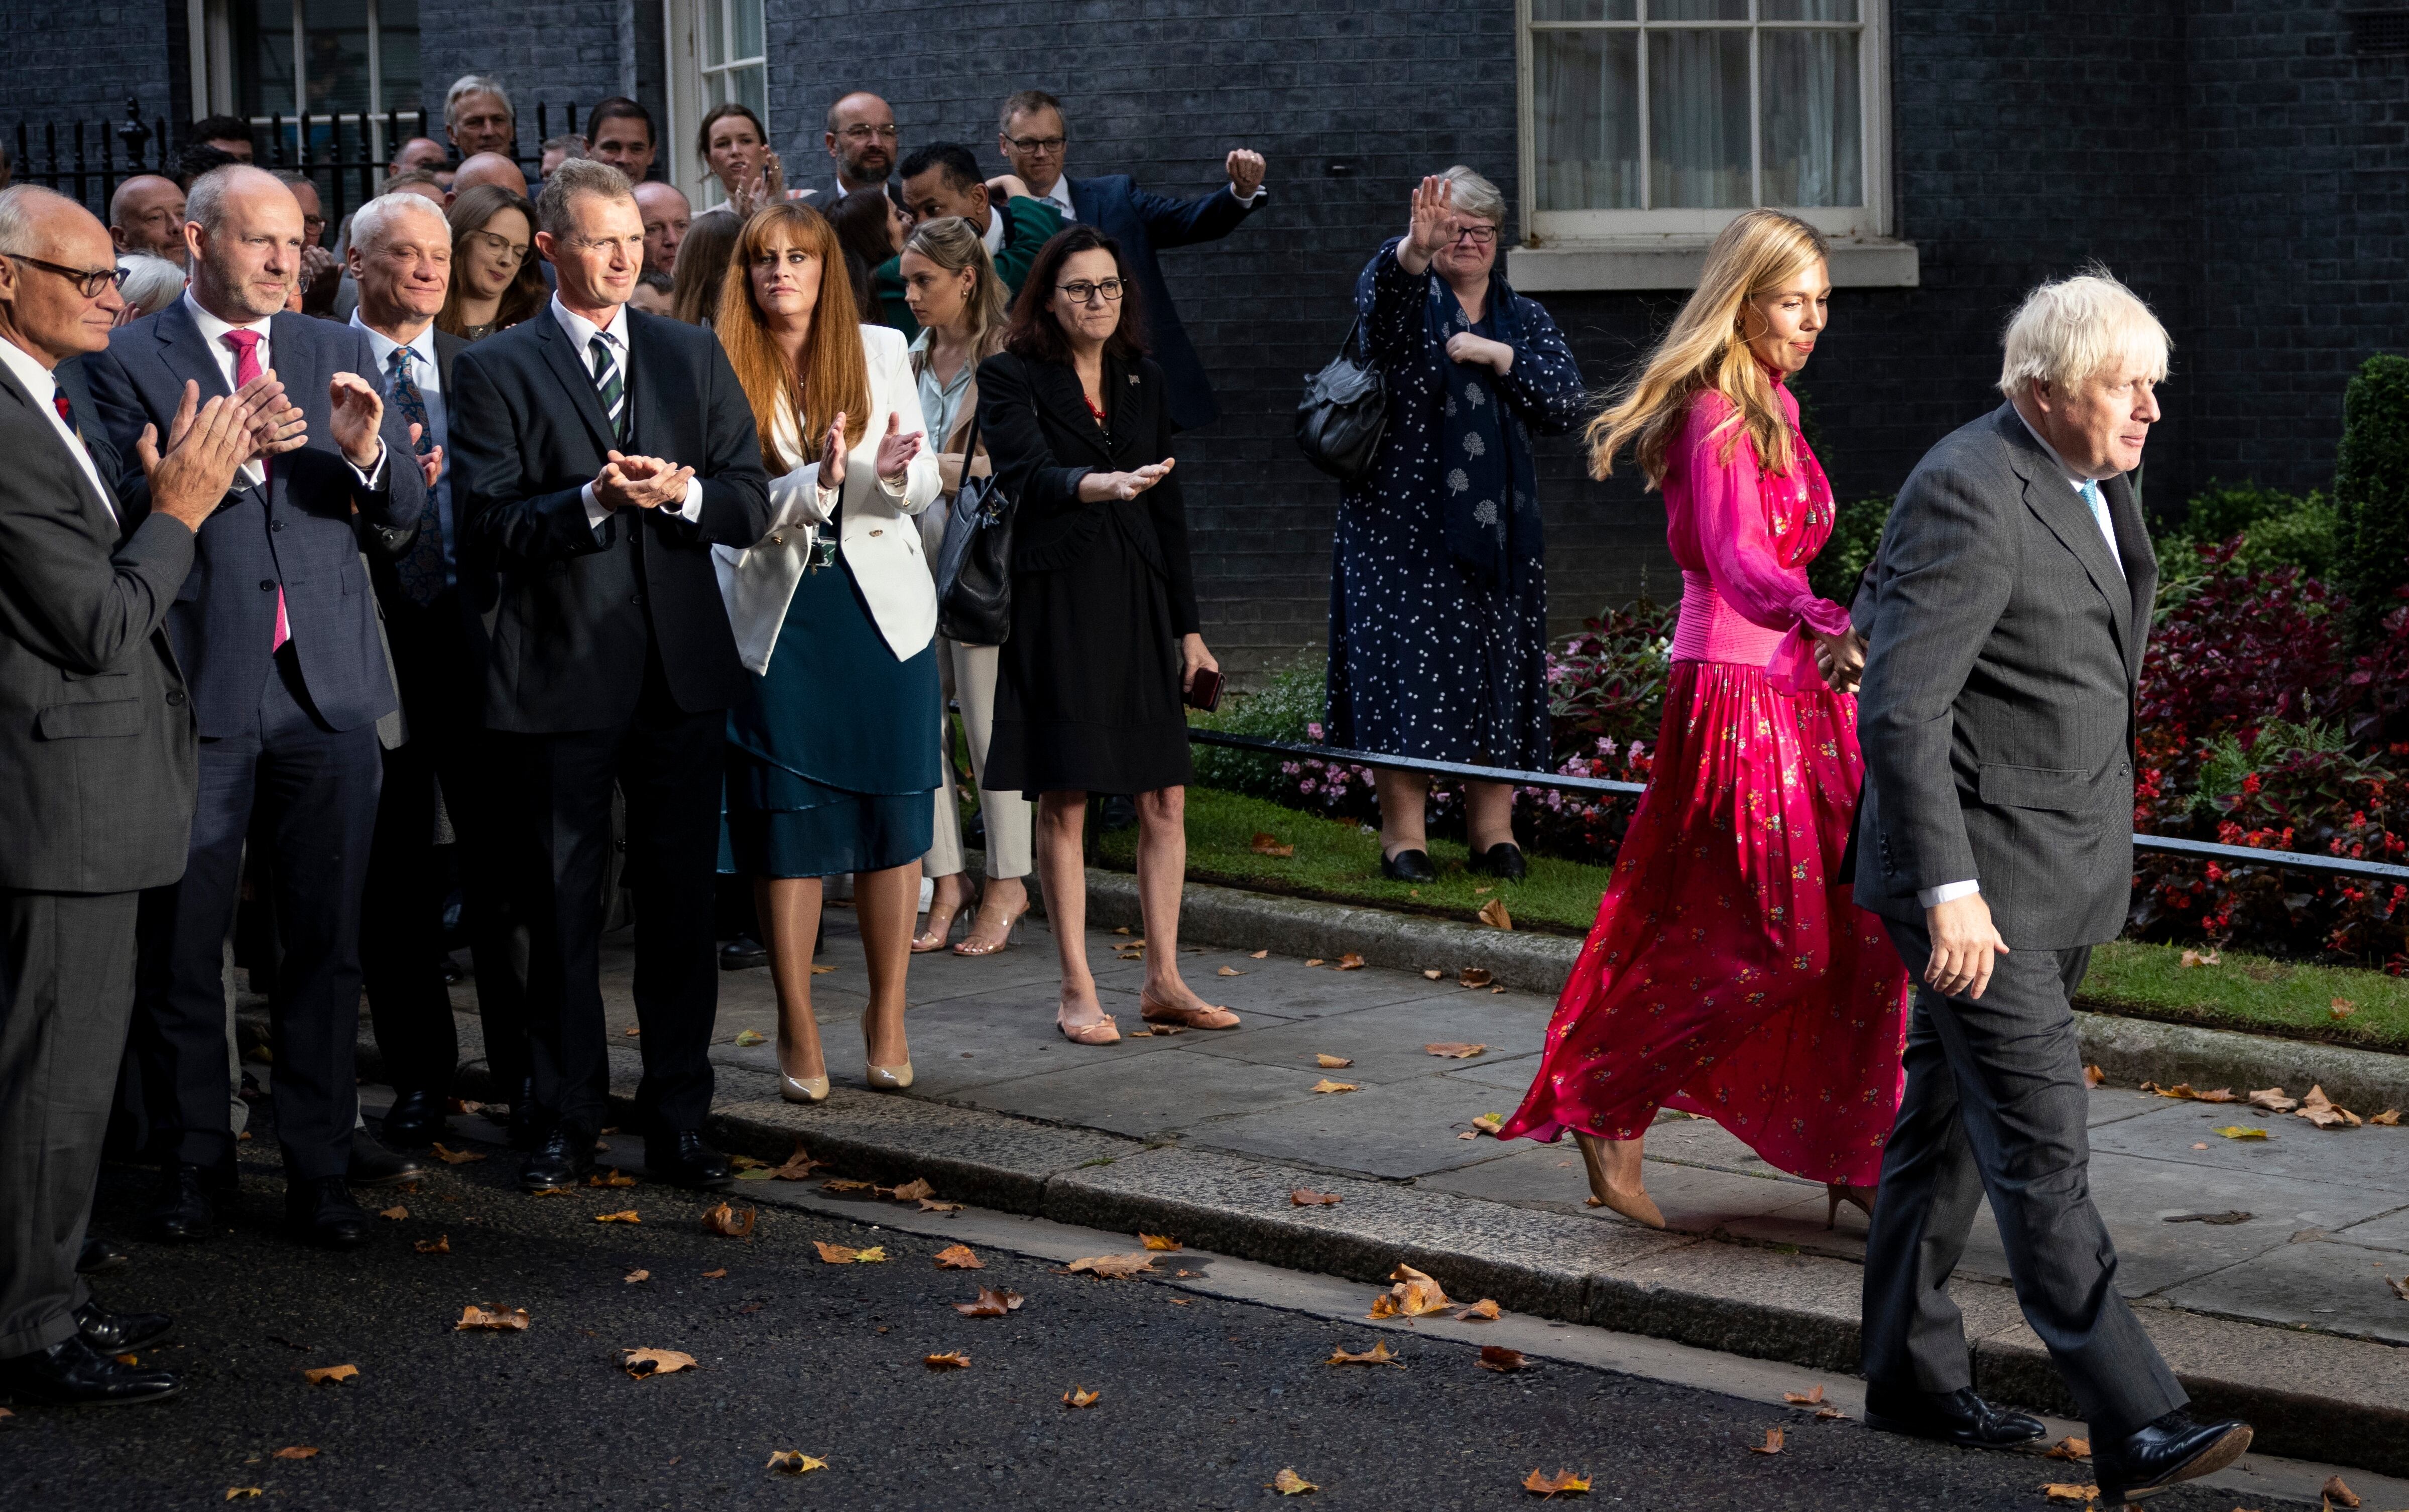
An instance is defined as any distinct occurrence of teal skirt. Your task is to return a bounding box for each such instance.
[724,553,940,878]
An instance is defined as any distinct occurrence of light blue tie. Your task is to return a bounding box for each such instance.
[2079,479,2120,571]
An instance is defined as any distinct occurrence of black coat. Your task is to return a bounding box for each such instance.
[448,307,771,734]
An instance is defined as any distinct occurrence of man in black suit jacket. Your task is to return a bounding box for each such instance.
[0,185,263,1405]
[83,164,427,1250]
[448,159,770,1191]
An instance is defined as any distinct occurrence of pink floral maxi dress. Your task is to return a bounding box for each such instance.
[1499,381,1909,1187]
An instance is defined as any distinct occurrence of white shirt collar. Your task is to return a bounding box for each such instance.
[349,310,440,387]
[1035,177,1074,222]
[550,292,629,355]
[182,287,272,349]
[981,205,1007,256]
[2012,402,2097,493]
[0,332,60,411]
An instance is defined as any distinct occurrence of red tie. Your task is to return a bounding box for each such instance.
[222,330,288,653]
[53,394,72,425]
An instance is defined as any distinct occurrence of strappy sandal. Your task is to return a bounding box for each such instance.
[1139,991,1242,1031]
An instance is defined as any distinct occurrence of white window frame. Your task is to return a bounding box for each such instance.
[663,0,767,206]
[192,0,417,162]
[1510,0,1915,289]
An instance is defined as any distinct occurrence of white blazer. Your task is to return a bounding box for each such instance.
[714,324,943,672]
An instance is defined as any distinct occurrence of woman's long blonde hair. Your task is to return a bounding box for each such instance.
[713,202,870,474]
[1585,209,1829,486]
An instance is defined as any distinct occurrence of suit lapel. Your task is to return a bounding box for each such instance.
[536,313,619,456]
[1068,176,1095,225]
[2000,407,2133,656]
[624,312,665,455]
[153,300,233,402]
[1037,360,1113,461]
[0,365,120,534]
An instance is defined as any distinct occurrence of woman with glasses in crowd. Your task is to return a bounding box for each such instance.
[976,226,1232,1045]
[894,216,1030,956]
[1326,168,1585,889]
[437,184,544,341]
[711,203,940,1101]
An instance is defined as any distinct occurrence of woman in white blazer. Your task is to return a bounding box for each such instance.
[712,202,941,1104]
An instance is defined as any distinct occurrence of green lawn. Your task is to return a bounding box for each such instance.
[1096,787,2409,1056]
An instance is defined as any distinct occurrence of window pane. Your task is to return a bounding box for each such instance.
[1532,28,1640,211]
[1760,0,1857,18]
[1761,28,1861,205]
[703,0,726,69]
[1530,0,1637,19]
[381,0,422,118]
[303,0,373,115]
[1649,0,1747,19]
[235,0,296,118]
[732,0,764,60]
[734,63,767,121]
[1648,29,1749,208]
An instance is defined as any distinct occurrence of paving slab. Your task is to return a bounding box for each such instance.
[2088,1099,2409,1198]
[936,1047,1331,1141]
[2156,1233,2409,1347]
[1180,1074,1541,1179]
[2327,1204,2409,1252]
[1178,990,1548,1084]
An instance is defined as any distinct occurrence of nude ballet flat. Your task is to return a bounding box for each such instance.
[1574,1130,1665,1230]
[1139,991,1241,1031]
[1056,1003,1121,1046]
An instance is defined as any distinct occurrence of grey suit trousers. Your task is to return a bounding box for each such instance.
[1862,917,2185,1435]
[0,889,139,1356]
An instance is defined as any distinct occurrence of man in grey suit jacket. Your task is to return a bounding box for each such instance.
[1852,273,2249,1503]
[0,185,264,1406]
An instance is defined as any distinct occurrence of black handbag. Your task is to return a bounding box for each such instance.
[933,404,1015,646]
[1294,313,1387,482]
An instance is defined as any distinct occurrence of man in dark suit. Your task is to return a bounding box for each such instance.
[996,90,1265,431]
[0,184,265,1405]
[448,158,770,1192]
[345,190,533,1151]
[84,164,428,1250]
[1852,273,2250,1503]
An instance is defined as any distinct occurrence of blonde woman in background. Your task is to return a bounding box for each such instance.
[895,216,1032,956]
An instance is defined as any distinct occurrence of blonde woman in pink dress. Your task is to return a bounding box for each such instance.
[1499,211,1909,1229]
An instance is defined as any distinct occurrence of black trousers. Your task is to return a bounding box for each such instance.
[1862,916,2186,1437]
[500,654,722,1140]
[359,594,530,1100]
[132,648,380,1183]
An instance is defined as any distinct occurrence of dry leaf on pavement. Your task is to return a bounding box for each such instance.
[1478,898,1513,931]
[1250,832,1295,858]
[1065,1252,1156,1279]
[700,1268,728,1279]
[302,1364,357,1385]
[812,1242,885,1264]
[920,1197,966,1211]
[933,1244,983,1270]
[770,1142,823,1180]
[272,1446,318,1460]
[1304,958,1324,967]
[1456,1299,1501,1321]
[2297,1085,2363,1128]
[879,1178,935,1203]
[1218,966,1245,976]
[1271,1468,1318,1495]
[225,1490,262,1500]
[732,1029,767,1047]
[624,1269,649,1283]
[821,1178,874,1193]
[2390,1276,2409,1299]
[1378,1263,1452,1317]
[1425,1042,1488,1059]
[430,1143,484,1164]
[414,1235,450,1254]
[764,1451,826,1475]
[1291,1188,1342,1206]
[1478,1345,1529,1372]
[924,1351,972,1369]
[1062,1386,1100,1408]
[1139,1233,1182,1251]
[2044,1436,2091,1460]
[954,1286,1025,1317]
[588,1170,636,1188]
[1311,1079,1358,1094]
[2083,1065,2105,1088]
[1327,1339,1402,1367]
[455,1304,530,1332]
[1521,1467,1589,1496]
[2324,1474,2362,1507]
[1315,1054,1354,1068]
[1423,969,1444,980]
[2369,1108,2400,1125]
[1459,967,1494,987]
[704,1203,758,1237]
[1815,1404,1848,1421]
[2040,1483,2099,1503]
[2247,1087,2299,1113]
[1337,953,1366,970]
[2215,1125,2271,1140]
[594,1211,640,1224]
[621,1348,697,1378]
[1782,1385,1824,1405]
[1748,1428,1784,1455]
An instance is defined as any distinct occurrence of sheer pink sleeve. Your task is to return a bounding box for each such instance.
[1677,403,1852,638]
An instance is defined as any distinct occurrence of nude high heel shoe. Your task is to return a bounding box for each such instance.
[862,1009,912,1091]
[776,1033,828,1104]
[1826,1183,1877,1228]
[1574,1131,1666,1229]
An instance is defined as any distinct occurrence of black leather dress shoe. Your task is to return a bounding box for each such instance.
[73,1300,171,1353]
[2094,1410,2252,1504]
[347,1129,428,1188]
[718,935,769,971]
[284,1176,372,1249]
[1468,842,1528,881]
[75,1235,130,1275]
[646,1129,732,1189]
[1380,848,1437,884]
[1863,1384,2047,1448]
[0,1333,180,1406]
[381,1089,449,1149]
[143,1163,217,1243]
[519,1129,595,1192]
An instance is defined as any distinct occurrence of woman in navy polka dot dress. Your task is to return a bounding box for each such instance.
[1326,169,1586,885]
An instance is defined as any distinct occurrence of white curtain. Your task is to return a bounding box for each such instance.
[1649,29,1750,208]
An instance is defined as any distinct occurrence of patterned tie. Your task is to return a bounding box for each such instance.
[223,329,289,652]
[384,346,449,606]
[588,332,628,441]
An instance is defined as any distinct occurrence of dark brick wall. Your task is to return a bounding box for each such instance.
[418,0,630,158]
[1,0,176,200]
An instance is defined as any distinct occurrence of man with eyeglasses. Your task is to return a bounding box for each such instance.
[822,92,900,202]
[994,88,1266,431]
[0,182,270,1410]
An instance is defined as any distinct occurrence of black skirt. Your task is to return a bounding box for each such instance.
[984,509,1194,796]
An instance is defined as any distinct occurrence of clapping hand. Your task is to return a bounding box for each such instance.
[593,448,695,510]
[819,411,851,489]
[407,423,443,491]
[326,371,386,469]
[240,370,307,456]
[136,379,263,531]
[1078,457,1175,503]
[1226,149,1266,199]
[872,411,923,488]
[729,152,786,217]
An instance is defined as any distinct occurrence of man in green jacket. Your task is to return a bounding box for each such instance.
[875,142,1065,338]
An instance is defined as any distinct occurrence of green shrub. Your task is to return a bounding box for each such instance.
[1188,650,1328,795]
[2335,353,2409,642]
[2153,481,2339,605]
[1806,494,1895,603]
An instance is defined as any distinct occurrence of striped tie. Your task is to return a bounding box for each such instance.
[588,333,627,441]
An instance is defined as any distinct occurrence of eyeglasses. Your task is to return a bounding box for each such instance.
[1056,278,1124,304]
[1004,135,1067,155]
[6,253,127,299]
[465,230,529,265]
[1450,224,1499,246]
[837,124,900,143]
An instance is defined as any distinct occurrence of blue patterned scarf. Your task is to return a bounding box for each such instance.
[1431,271,1540,595]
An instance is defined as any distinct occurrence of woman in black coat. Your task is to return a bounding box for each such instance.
[977,225,1236,1046]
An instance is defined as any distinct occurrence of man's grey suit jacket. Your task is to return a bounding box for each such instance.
[0,361,197,895]
[1852,403,2157,950]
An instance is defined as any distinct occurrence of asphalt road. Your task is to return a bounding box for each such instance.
[11,1125,2259,1512]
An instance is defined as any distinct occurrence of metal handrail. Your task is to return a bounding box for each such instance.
[1186,728,2409,883]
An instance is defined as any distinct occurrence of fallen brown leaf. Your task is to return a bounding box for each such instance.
[1249,949,1269,959]
[273,1447,317,1460]
[1459,967,1494,987]
[1478,898,1513,931]
[883,1178,935,1203]
[1218,966,1244,976]
[2332,997,2359,1021]
[1139,1233,1182,1251]
[225,1490,263,1501]
[924,1351,972,1369]
[1310,1078,1358,1094]
[1422,968,1443,980]
[1521,1467,1589,1496]
[1065,1252,1156,1279]
[1478,1344,1528,1372]
[527,1185,572,1197]
[820,1178,874,1193]
[810,964,835,975]
[1291,1188,1343,1206]
[621,1347,697,1378]
[1271,1467,1319,1495]
[954,1286,1026,1317]
[2324,1473,2362,1507]
[764,1451,826,1475]
[1249,832,1295,858]
[456,1304,530,1332]
[1314,1053,1354,1069]
[2179,948,2221,967]
[770,1141,823,1180]
[2298,1085,2363,1128]
[2370,1108,2401,1125]
[1815,1404,1848,1421]
[1748,1428,1784,1455]
[622,1025,640,1036]
[2083,1065,2105,1088]
[624,1269,650,1283]
[1326,1339,1403,1367]
[1337,952,1366,970]
[933,1244,984,1270]
[1425,1042,1487,1059]
[302,1364,357,1385]
[587,1169,636,1188]
[2247,1086,2300,1112]
[1457,1299,1502,1321]
[2044,1435,2091,1460]
[430,1143,484,1164]
[1372,1263,1453,1319]
[1782,1384,1825,1405]
[700,1268,728,1278]
[2040,1483,2099,1503]
[812,1241,885,1264]
[920,1197,967,1211]
[2215,1125,2272,1140]
[732,1029,767,1047]
[414,1235,450,1254]
[379,1205,408,1220]
[704,1203,758,1237]
[593,1210,640,1224]
[1063,1386,1101,1408]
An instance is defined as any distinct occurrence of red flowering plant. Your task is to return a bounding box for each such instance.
[1520,600,1673,860]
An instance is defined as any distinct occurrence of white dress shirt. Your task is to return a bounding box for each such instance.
[981,206,1007,259]
[1033,176,1267,224]
[549,294,704,534]
[349,311,454,582]
[183,290,387,493]
[0,334,115,523]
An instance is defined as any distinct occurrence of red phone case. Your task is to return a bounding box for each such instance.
[1184,667,1224,713]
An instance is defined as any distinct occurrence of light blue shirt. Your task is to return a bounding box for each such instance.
[907,329,976,451]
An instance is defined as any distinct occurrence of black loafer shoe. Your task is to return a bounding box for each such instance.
[520,1129,595,1192]
[284,1176,372,1250]
[1863,1384,2047,1448]
[347,1128,428,1188]
[381,1089,449,1149]
[1468,842,1528,881]
[718,935,768,971]
[1380,847,1437,884]
[0,1334,180,1406]
[2094,1411,2252,1504]
[142,1163,217,1244]
[73,1300,172,1353]
[645,1129,732,1189]
[75,1235,130,1275]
